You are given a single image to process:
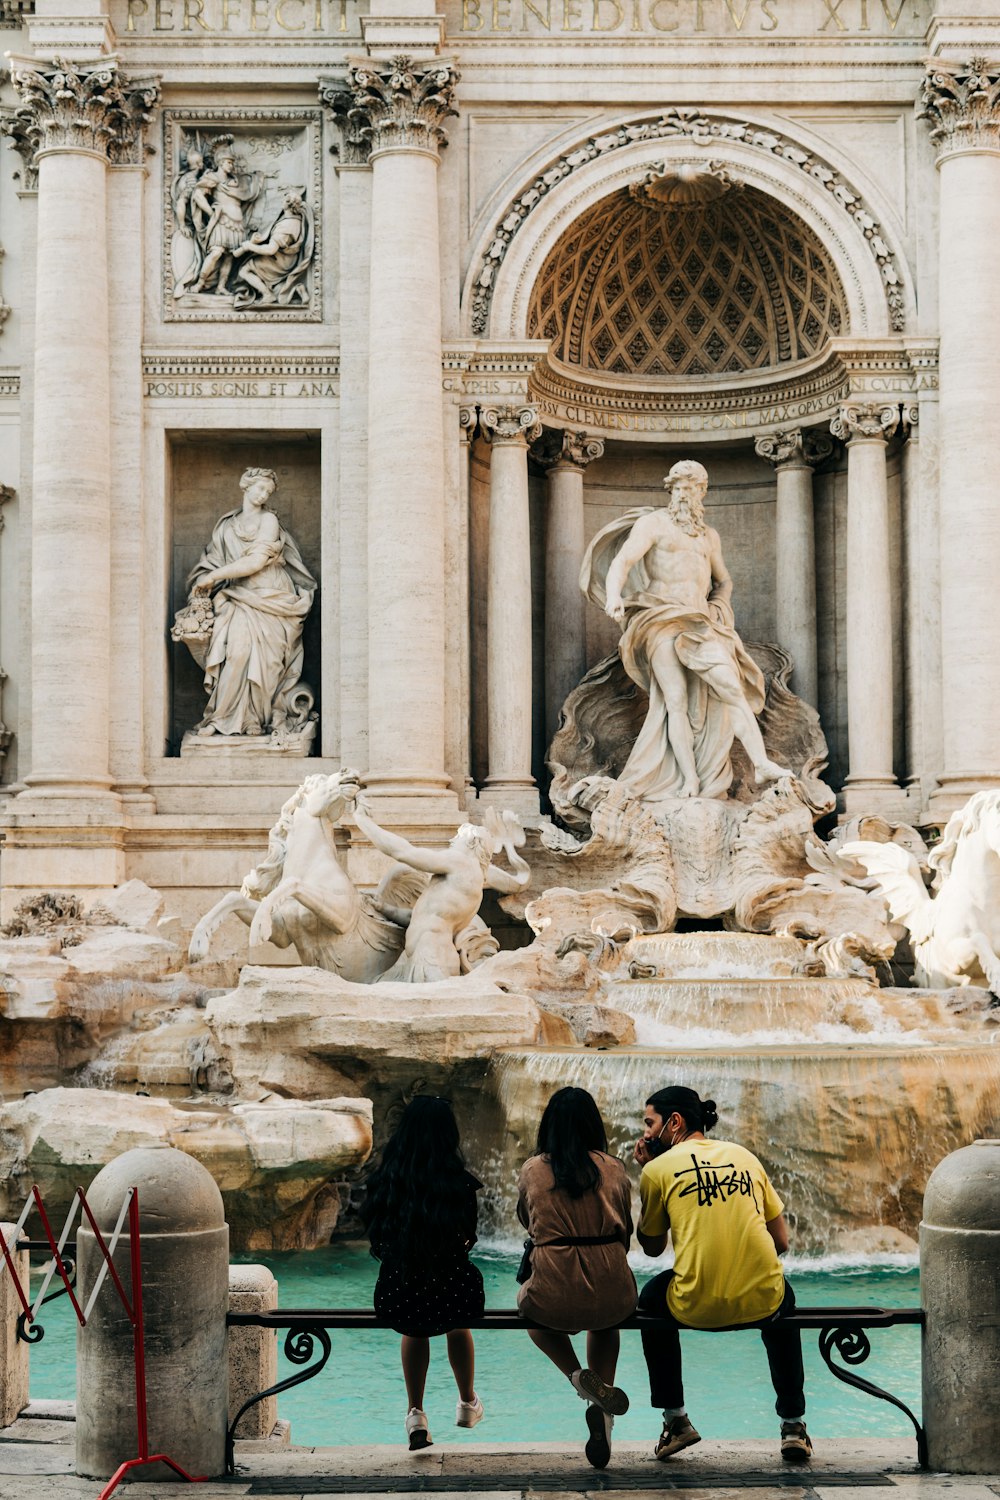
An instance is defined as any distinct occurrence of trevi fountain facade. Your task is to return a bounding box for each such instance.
[0,0,998,1255]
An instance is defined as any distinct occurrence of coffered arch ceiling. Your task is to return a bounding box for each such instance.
[527,186,848,380]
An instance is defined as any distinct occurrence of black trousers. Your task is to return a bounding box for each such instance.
[637,1271,805,1420]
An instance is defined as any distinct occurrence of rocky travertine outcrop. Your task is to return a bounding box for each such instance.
[0,1087,372,1250]
[206,964,548,1100]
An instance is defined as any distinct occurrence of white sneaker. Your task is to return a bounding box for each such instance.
[456,1393,485,1428]
[405,1407,432,1450]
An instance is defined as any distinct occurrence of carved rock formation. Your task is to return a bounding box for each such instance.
[0,1087,373,1251]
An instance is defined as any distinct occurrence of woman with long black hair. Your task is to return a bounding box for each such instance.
[361,1096,485,1450]
[516,1086,637,1469]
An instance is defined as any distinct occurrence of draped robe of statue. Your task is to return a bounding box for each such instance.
[189,510,316,736]
[581,507,766,801]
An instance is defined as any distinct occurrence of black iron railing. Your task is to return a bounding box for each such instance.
[225,1305,926,1475]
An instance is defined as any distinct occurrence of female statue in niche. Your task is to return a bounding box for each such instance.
[172,467,317,743]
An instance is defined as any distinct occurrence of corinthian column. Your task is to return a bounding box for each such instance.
[754,428,831,708]
[535,429,604,743]
[830,402,901,812]
[481,403,541,814]
[345,56,459,810]
[921,59,1000,810]
[5,56,157,813]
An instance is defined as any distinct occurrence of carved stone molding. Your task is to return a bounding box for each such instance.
[344,55,459,158]
[471,107,905,337]
[755,428,833,469]
[0,484,13,530]
[830,402,900,443]
[920,57,1000,157]
[481,403,542,445]
[902,403,919,436]
[4,56,160,165]
[629,160,742,208]
[533,428,606,471]
[458,405,478,441]
[318,78,369,167]
[0,0,34,24]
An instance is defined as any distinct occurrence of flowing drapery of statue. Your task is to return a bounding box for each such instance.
[581,459,791,802]
[171,467,317,751]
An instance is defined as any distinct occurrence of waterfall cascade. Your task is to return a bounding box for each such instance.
[477,933,1000,1253]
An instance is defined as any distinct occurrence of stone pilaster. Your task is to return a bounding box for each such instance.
[754,428,831,709]
[345,55,459,809]
[829,402,901,814]
[4,57,157,829]
[480,403,541,813]
[534,429,605,744]
[920,58,1000,810]
[321,78,372,771]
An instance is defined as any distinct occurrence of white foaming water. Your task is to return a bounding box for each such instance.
[473,1233,917,1276]
[632,1020,932,1048]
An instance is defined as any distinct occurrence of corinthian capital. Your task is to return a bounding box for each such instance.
[318,77,369,166]
[345,55,459,157]
[482,404,542,444]
[830,402,900,443]
[533,429,605,471]
[920,57,1000,156]
[755,429,833,469]
[3,56,160,165]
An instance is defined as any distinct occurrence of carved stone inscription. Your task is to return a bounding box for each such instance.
[164,110,322,322]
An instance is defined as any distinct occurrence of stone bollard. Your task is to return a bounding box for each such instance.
[921,1137,1000,1473]
[0,1223,29,1428]
[75,1145,229,1481]
[228,1265,279,1442]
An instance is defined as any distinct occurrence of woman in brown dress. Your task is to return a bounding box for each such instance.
[516,1087,637,1469]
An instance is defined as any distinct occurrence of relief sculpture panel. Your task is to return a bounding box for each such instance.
[163,108,323,321]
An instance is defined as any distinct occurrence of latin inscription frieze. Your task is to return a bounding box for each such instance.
[144,379,337,398]
[113,0,923,33]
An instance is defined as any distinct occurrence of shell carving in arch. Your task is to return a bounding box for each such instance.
[470,108,904,337]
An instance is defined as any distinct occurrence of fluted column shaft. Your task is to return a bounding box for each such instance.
[348,57,459,805]
[755,429,830,708]
[539,431,604,744]
[5,57,157,806]
[831,403,900,810]
[921,59,1000,808]
[481,404,540,812]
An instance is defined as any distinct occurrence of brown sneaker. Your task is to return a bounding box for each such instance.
[654,1413,702,1460]
[780,1421,813,1464]
[571,1368,630,1415]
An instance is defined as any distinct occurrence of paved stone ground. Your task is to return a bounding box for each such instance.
[2,1412,998,1500]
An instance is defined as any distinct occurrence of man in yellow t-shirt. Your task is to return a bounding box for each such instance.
[635,1085,810,1465]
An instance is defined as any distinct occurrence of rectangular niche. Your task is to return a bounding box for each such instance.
[167,432,322,756]
[163,108,323,323]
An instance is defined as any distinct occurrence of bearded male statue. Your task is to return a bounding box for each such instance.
[580,459,790,802]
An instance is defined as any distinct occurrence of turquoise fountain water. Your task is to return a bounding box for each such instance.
[30,1245,920,1446]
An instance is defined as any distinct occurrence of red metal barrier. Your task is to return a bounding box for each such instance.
[1,1184,207,1499]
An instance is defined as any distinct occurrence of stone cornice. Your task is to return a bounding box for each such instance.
[344,54,459,158]
[920,56,1000,157]
[3,55,159,165]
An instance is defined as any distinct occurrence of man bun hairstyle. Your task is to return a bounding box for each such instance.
[647,1085,718,1135]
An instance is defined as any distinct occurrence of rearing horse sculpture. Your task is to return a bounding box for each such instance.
[843,790,1000,992]
[188,768,423,982]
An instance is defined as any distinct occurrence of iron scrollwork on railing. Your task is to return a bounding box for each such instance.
[818,1321,927,1466]
[15,1241,78,1345]
[226,1321,333,1475]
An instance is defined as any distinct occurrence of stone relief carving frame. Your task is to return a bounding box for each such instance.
[162,107,323,324]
